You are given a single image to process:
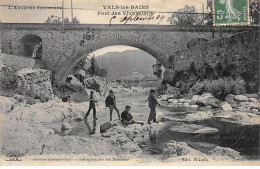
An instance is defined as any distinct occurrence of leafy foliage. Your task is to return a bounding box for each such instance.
[249,0,260,25]
[44,15,80,24]
[87,57,108,77]
[191,78,246,100]
[167,5,205,26]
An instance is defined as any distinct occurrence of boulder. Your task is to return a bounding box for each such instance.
[225,94,234,102]
[101,131,119,137]
[185,111,213,121]
[190,105,198,110]
[221,102,233,111]
[249,98,258,103]
[225,94,238,108]
[0,96,14,114]
[245,94,258,99]
[124,128,134,135]
[14,94,25,103]
[61,122,71,130]
[170,124,218,134]
[169,99,178,103]
[240,102,259,109]
[192,95,200,100]
[133,137,145,144]
[167,99,174,103]
[121,142,141,153]
[234,95,248,102]
[178,99,185,103]
[160,95,168,101]
[161,140,190,159]
[183,103,190,107]
[207,98,219,108]
[189,99,197,105]
[185,99,191,103]
[100,122,117,133]
[113,126,127,135]
[215,111,260,125]
[208,146,241,160]
[196,93,214,106]
[193,127,218,134]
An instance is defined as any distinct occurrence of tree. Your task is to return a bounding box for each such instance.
[98,69,108,77]
[72,16,80,24]
[167,5,205,26]
[205,0,214,25]
[89,57,98,75]
[44,15,80,24]
[86,57,108,77]
[249,0,260,25]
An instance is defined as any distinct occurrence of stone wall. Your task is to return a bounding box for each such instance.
[17,68,54,101]
[0,53,46,91]
[167,30,259,93]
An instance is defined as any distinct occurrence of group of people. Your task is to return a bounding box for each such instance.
[83,89,161,125]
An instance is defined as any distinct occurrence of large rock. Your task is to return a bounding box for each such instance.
[234,95,248,102]
[196,93,219,107]
[161,140,190,159]
[215,111,260,125]
[0,120,122,157]
[245,94,258,99]
[185,111,213,121]
[168,99,178,103]
[84,76,110,95]
[100,122,117,133]
[0,96,14,114]
[170,124,218,134]
[17,68,54,102]
[121,142,141,153]
[190,105,198,110]
[221,102,233,111]
[160,95,168,101]
[6,100,88,123]
[225,94,238,108]
[240,102,259,109]
[61,122,72,130]
[208,146,241,160]
[249,98,258,103]
[53,81,89,102]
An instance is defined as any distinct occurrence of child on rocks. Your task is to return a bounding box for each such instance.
[147,89,161,124]
[121,105,144,125]
[84,90,97,120]
[105,90,120,121]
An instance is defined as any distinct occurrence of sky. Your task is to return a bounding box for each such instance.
[0,0,208,24]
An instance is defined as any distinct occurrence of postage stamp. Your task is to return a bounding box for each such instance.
[214,0,249,25]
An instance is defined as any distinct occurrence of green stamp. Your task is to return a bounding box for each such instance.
[214,0,248,25]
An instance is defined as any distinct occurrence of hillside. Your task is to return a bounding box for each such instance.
[95,50,156,80]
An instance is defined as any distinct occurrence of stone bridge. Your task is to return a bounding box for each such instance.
[0,23,257,82]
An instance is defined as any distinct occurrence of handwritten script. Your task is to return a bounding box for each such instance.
[109,13,165,26]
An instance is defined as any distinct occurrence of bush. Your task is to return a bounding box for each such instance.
[191,77,246,100]
[0,67,18,91]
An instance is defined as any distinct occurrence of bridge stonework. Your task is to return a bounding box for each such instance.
[0,23,257,82]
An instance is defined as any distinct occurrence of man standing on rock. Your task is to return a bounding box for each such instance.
[148,89,161,124]
[105,90,120,121]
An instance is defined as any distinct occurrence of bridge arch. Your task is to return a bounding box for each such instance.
[20,34,42,57]
[55,39,168,82]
